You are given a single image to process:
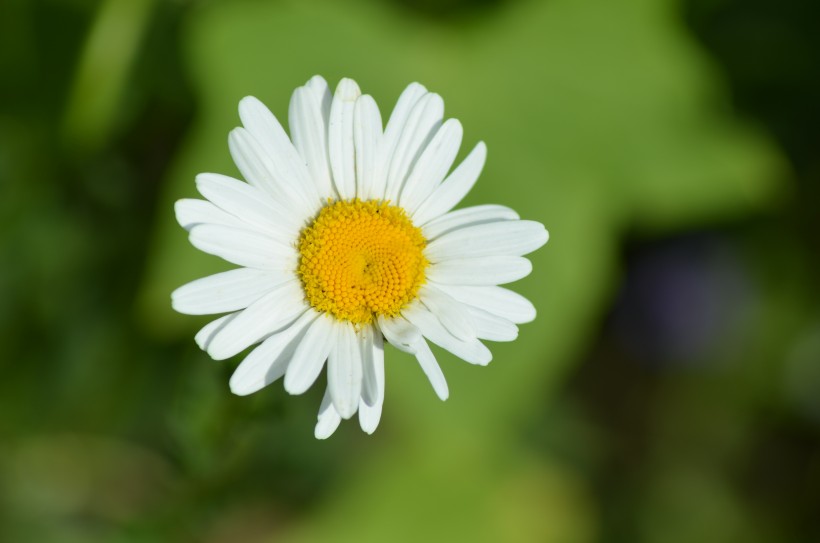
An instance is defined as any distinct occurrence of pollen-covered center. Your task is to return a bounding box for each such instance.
[298,199,428,325]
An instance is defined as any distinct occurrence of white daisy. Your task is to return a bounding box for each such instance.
[172,76,549,438]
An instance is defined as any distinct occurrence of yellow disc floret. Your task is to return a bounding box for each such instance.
[298,199,428,325]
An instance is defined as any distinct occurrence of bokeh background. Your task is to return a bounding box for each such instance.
[2,0,819,541]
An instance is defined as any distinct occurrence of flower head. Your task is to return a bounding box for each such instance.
[172,76,549,438]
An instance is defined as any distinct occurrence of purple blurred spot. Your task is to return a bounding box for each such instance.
[611,234,753,368]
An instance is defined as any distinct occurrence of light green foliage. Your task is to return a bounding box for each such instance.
[138,0,783,540]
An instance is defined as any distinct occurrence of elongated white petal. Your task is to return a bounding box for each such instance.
[434,285,537,324]
[238,96,320,210]
[427,256,532,285]
[402,302,492,365]
[426,220,548,262]
[418,285,475,341]
[195,173,301,240]
[315,388,342,439]
[358,329,385,433]
[229,311,317,396]
[358,393,383,435]
[411,141,487,226]
[189,224,297,271]
[464,305,518,342]
[228,127,288,202]
[382,83,428,145]
[289,81,335,199]
[306,75,332,108]
[328,78,361,199]
[353,95,383,200]
[377,314,422,353]
[384,93,444,202]
[175,199,246,231]
[284,315,337,395]
[414,338,449,400]
[172,268,286,315]
[421,204,519,240]
[206,281,307,360]
[327,322,363,419]
[195,313,238,351]
[400,118,463,213]
[374,83,428,198]
[360,326,383,407]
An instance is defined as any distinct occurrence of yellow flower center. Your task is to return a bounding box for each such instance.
[297,199,428,325]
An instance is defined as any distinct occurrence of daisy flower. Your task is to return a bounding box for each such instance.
[172,76,548,438]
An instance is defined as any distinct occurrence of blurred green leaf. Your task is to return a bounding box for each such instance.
[62,0,157,153]
[138,0,784,540]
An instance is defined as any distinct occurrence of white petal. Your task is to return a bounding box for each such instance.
[306,75,332,107]
[384,93,444,202]
[464,305,518,342]
[228,127,289,203]
[382,83,428,144]
[175,199,246,231]
[195,173,301,240]
[206,281,307,360]
[421,204,519,241]
[328,78,361,199]
[418,284,476,341]
[411,142,487,226]
[238,96,321,210]
[289,81,335,199]
[413,338,449,400]
[229,311,317,396]
[375,82,428,198]
[188,224,297,271]
[402,302,492,366]
[425,220,548,262]
[360,325,383,407]
[172,268,286,315]
[358,395,383,435]
[327,322,363,419]
[377,314,421,353]
[427,256,532,285]
[195,313,238,351]
[315,388,342,439]
[358,331,385,434]
[435,285,536,324]
[399,118,463,213]
[353,95,383,200]
[284,315,337,395]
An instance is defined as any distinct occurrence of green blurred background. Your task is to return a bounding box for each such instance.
[1,0,819,541]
